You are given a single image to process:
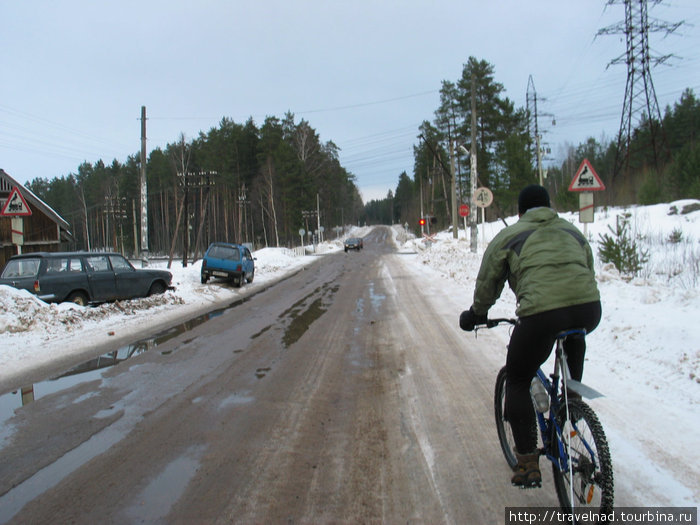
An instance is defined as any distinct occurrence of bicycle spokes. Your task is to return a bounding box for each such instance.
[554,402,613,512]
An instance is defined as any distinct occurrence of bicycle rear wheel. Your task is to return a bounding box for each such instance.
[494,366,518,468]
[553,399,614,514]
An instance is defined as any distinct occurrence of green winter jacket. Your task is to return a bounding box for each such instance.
[472,207,600,318]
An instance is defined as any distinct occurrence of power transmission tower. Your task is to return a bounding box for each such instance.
[597,0,682,182]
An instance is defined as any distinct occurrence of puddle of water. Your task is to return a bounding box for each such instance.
[125,446,204,523]
[0,298,250,428]
[255,367,271,379]
[0,422,129,523]
[251,324,272,339]
[283,297,327,348]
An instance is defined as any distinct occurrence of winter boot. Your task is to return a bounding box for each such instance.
[511,452,541,488]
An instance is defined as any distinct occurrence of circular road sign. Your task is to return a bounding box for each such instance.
[474,187,493,208]
[458,204,470,217]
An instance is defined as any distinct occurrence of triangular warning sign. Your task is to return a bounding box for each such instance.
[1,187,33,216]
[569,159,605,192]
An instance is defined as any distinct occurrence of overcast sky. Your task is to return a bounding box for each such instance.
[1,0,699,202]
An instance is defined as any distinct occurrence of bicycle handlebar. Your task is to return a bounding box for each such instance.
[476,318,517,331]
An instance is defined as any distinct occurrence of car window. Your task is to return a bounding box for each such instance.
[68,258,83,272]
[109,255,133,271]
[45,257,69,274]
[85,255,111,272]
[1,258,40,278]
[209,245,240,260]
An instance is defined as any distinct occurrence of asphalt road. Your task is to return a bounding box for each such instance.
[0,226,562,524]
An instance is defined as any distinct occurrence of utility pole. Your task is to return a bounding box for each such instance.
[536,134,544,186]
[179,170,217,266]
[316,193,321,242]
[469,75,478,253]
[420,168,425,236]
[450,139,458,239]
[140,106,148,265]
[526,75,554,186]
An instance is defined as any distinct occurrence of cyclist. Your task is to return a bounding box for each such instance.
[459,184,602,488]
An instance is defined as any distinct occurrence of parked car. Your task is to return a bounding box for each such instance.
[0,252,173,306]
[200,242,255,287]
[344,237,363,252]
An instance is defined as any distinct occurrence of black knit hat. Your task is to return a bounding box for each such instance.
[518,184,550,214]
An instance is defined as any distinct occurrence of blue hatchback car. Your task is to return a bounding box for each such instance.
[200,242,255,287]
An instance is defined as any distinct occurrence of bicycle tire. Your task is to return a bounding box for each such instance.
[494,366,518,469]
[552,399,614,515]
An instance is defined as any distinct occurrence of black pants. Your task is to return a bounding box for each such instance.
[505,301,602,454]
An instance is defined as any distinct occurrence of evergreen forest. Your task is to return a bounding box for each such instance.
[25,56,700,257]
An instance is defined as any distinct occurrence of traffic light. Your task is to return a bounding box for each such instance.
[419,218,426,226]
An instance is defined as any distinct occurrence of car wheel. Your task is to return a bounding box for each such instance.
[246,270,254,283]
[201,274,209,284]
[148,281,167,296]
[233,275,242,288]
[66,291,88,307]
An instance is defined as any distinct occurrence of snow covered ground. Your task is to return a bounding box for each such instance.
[402,201,700,508]
[1,200,699,506]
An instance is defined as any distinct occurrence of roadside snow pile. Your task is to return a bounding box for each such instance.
[0,285,184,334]
[0,246,330,354]
[0,286,52,333]
[253,247,308,273]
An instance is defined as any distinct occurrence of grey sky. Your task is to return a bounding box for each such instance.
[1,0,698,202]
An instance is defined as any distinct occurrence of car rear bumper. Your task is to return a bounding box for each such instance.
[202,269,243,279]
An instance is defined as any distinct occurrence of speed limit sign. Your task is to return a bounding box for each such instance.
[474,187,493,208]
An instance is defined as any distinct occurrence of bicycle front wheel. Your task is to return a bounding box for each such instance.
[553,399,614,514]
[494,366,518,468]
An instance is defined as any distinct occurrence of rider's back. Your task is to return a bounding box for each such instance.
[473,207,600,317]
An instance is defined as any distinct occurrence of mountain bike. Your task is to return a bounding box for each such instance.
[480,318,614,516]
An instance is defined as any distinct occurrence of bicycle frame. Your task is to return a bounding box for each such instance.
[535,329,602,505]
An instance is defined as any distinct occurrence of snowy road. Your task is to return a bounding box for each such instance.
[0,226,670,523]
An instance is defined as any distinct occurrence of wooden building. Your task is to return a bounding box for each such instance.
[0,169,73,267]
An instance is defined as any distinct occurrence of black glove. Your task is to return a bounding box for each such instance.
[459,307,487,331]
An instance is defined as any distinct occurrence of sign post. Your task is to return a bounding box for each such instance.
[568,159,605,235]
[1,186,32,254]
[474,187,494,248]
[298,228,305,250]
[459,203,470,236]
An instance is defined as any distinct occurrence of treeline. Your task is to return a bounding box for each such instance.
[364,56,700,228]
[27,113,364,257]
[27,56,700,252]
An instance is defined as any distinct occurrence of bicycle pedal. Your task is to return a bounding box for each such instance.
[512,481,542,489]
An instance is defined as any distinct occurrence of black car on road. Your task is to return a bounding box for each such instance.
[344,237,363,252]
[0,252,173,306]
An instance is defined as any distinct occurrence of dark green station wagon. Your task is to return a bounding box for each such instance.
[0,252,173,306]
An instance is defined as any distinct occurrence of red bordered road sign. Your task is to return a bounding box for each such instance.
[1,187,32,216]
[569,159,605,192]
